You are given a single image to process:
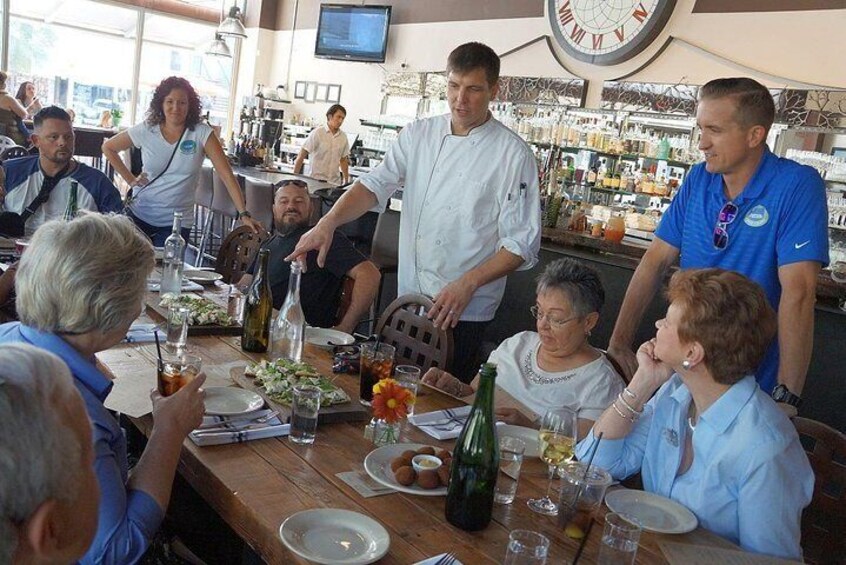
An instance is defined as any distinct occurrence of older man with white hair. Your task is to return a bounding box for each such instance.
[0,343,100,564]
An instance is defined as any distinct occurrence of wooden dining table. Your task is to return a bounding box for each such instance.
[95,285,745,564]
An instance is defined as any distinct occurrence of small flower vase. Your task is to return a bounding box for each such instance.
[372,418,401,447]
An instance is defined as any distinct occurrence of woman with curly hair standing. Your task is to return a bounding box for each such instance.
[103,76,260,245]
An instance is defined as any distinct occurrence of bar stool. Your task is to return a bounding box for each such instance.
[209,170,244,260]
[194,164,214,265]
[368,208,400,331]
[244,178,274,230]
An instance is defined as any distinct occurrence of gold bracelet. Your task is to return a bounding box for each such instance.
[612,399,638,423]
[617,393,643,415]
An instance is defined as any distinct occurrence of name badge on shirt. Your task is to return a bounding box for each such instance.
[663,428,679,447]
[744,204,769,227]
[179,140,197,155]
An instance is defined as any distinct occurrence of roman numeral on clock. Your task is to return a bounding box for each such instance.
[592,34,603,49]
[558,1,574,26]
[633,2,649,22]
[614,26,625,42]
[570,24,586,44]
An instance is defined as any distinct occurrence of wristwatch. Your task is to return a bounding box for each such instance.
[771,384,802,408]
[237,210,252,219]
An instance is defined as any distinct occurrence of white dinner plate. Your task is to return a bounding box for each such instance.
[306,327,355,348]
[364,443,448,496]
[279,508,390,565]
[497,424,540,458]
[604,489,698,534]
[184,270,223,285]
[203,387,265,416]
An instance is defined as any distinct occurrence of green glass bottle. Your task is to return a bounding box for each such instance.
[241,249,273,353]
[445,362,500,531]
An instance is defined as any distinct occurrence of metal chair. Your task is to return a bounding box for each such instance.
[374,293,453,372]
[0,145,29,162]
[793,416,846,564]
[214,225,269,284]
[244,177,274,230]
[368,209,400,329]
[194,164,215,266]
[211,169,242,230]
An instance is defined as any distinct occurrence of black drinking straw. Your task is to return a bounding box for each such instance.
[154,330,163,364]
[572,432,604,565]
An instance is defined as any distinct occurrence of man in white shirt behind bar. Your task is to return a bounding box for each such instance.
[288,42,541,382]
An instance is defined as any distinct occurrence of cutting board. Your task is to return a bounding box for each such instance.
[145,293,243,337]
[230,366,370,424]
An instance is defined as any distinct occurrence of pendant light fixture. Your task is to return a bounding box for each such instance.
[205,33,232,58]
[218,3,247,39]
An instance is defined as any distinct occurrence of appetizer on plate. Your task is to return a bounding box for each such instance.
[245,358,350,406]
[160,294,234,326]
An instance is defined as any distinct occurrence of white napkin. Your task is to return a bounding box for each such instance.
[122,322,159,344]
[189,410,289,446]
[408,405,472,440]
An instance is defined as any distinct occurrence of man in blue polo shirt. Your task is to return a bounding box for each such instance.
[0,105,121,236]
[608,77,828,415]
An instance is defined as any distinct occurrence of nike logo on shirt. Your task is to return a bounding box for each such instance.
[795,241,811,249]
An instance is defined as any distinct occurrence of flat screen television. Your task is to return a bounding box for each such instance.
[314,4,392,63]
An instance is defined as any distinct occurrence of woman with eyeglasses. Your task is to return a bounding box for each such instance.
[103,76,261,245]
[576,268,812,559]
[422,258,624,437]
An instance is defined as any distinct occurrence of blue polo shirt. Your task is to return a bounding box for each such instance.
[0,322,164,564]
[656,148,829,393]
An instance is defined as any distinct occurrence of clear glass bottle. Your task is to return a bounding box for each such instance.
[159,212,185,298]
[270,262,305,362]
[445,362,500,531]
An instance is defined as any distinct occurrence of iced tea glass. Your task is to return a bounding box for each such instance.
[156,352,202,397]
[358,342,395,406]
[557,462,612,540]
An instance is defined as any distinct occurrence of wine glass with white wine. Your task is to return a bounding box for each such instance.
[527,407,577,516]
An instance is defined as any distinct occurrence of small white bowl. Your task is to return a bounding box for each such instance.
[411,454,442,474]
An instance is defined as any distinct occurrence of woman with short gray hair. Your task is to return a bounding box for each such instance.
[0,343,98,564]
[0,213,207,564]
[423,258,624,438]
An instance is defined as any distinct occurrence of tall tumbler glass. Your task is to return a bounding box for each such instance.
[165,306,190,353]
[358,342,395,406]
[290,385,321,445]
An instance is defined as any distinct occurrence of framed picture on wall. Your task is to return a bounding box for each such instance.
[294,81,307,99]
[315,83,329,102]
[304,82,318,103]
[833,147,846,160]
[327,84,342,103]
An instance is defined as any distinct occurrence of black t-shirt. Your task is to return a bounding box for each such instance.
[248,226,366,327]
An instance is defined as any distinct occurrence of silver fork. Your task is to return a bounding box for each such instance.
[434,552,457,565]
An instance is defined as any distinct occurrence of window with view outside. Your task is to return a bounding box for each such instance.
[9,0,136,127]
[136,12,232,130]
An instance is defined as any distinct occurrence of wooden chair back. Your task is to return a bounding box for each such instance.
[793,416,846,564]
[214,226,268,284]
[375,294,453,372]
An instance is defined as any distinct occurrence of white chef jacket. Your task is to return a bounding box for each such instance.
[358,114,541,322]
[302,124,349,185]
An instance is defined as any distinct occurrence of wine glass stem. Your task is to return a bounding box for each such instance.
[544,464,556,500]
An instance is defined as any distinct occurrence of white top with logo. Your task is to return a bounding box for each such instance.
[127,122,212,226]
[302,124,349,185]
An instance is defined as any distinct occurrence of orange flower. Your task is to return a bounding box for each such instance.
[371,378,414,423]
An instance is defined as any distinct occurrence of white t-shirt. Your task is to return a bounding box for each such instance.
[127,122,212,226]
[488,331,624,422]
[358,114,541,321]
[302,124,349,184]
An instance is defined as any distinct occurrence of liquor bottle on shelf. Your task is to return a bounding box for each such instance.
[242,249,273,353]
[445,363,500,531]
[270,262,305,362]
[160,212,185,298]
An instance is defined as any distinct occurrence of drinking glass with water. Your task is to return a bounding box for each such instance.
[290,385,321,445]
[597,512,641,565]
[494,436,525,505]
[503,530,549,565]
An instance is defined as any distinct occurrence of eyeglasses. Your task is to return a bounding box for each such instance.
[529,305,580,328]
[279,179,308,188]
[713,202,738,250]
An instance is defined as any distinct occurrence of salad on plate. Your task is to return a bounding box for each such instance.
[245,358,350,406]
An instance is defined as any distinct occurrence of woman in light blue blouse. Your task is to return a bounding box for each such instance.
[577,268,813,560]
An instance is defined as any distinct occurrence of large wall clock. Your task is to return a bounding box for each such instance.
[547,0,677,66]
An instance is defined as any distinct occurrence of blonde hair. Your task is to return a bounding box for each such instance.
[16,213,154,334]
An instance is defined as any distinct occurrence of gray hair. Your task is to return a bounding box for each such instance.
[16,212,154,334]
[536,258,605,317]
[0,343,83,561]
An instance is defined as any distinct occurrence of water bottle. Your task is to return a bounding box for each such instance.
[160,212,185,297]
[271,262,305,361]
